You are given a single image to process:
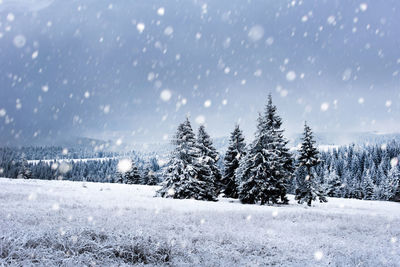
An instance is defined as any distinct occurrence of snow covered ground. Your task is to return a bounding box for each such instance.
[0,178,399,266]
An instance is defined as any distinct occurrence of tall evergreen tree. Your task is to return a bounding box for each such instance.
[238,94,293,204]
[295,122,327,206]
[157,118,217,201]
[196,125,222,193]
[221,125,246,198]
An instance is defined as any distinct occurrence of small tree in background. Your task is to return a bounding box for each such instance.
[381,165,400,201]
[362,169,375,200]
[116,159,141,184]
[324,165,343,197]
[295,122,327,206]
[17,159,32,179]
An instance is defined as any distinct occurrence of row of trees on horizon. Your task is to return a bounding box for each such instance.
[1,95,399,204]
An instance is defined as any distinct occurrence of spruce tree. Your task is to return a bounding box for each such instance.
[221,125,246,198]
[157,118,217,201]
[238,94,293,204]
[196,125,222,193]
[295,122,327,206]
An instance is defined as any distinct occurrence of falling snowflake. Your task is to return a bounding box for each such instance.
[266,36,274,46]
[195,115,206,125]
[167,188,175,196]
[314,251,324,261]
[160,89,172,102]
[320,102,329,112]
[117,159,132,173]
[52,203,60,211]
[13,35,26,48]
[58,162,71,174]
[390,158,398,168]
[136,23,145,33]
[103,105,110,114]
[164,26,174,36]
[342,68,352,81]
[115,138,123,146]
[359,3,368,12]
[7,13,15,22]
[32,50,39,59]
[327,16,336,25]
[157,7,165,16]
[204,100,212,108]
[28,192,37,201]
[286,71,297,81]
[248,25,264,42]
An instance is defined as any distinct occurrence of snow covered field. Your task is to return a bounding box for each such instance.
[0,178,399,266]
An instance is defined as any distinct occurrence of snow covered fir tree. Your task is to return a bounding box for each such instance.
[117,159,142,184]
[157,118,218,201]
[237,95,294,205]
[221,125,246,198]
[196,125,222,194]
[295,122,327,206]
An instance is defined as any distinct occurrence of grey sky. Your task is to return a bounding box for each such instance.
[0,0,399,146]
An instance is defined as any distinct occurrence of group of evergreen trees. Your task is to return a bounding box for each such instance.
[300,141,400,202]
[158,95,329,206]
[116,159,159,185]
[1,150,161,184]
[2,95,399,204]
[157,120,221,200]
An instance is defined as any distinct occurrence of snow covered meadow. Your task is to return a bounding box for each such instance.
[0,178,399,266]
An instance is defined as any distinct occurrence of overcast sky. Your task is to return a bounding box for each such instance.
[0,0,399,146]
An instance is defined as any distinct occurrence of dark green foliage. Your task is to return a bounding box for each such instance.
[197,125,222,194]
[238,95,294,205]
[221,125,246,198]
[295,122,327,206]
[157,118,217,201]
